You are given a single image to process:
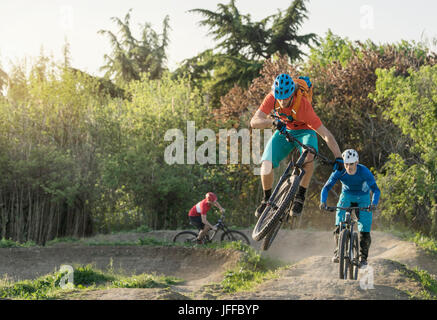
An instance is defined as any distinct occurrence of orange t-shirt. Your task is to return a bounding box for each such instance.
[259,92,322,131]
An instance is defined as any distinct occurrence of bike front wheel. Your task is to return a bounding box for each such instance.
[221,230,250,246]
[260,217,284,251]
[350,231,359,280]
[252,175,300,242]
[173,231,198,244]
[338,228,350,280]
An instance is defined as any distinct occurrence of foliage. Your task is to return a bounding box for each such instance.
[111,274,183,288]
[401,267,437,300]
[0,265,183,300]
[219,241,282,293]
[99,9,170,84]
[372,65,437,236]
[176,0,316,107]
[212,33,437,227]
[0,238,37,248]
[0,58,107,243]
[409,233,437,255]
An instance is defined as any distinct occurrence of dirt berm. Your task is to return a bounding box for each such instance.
[0,230,436,299]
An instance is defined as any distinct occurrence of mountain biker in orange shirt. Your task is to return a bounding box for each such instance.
[188,192,225,243]
[250,73,343,218]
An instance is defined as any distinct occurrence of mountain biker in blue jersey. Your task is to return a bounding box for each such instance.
[320,149,381,268]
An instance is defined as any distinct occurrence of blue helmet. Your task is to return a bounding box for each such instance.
[272,73,295,100]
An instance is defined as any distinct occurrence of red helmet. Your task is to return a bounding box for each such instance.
[205,192,217,202]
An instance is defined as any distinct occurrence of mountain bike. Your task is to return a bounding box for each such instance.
[323,205,370,280]
[173,214,250,246]
[252,115,334,251]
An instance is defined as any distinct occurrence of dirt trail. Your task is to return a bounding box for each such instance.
[0,229,435,300]
[0,245,241,285]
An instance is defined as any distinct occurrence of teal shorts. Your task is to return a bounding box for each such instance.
[335,193,372,232]
[261,129,318,168]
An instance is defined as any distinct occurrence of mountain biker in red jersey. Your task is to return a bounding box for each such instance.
[250,73,343,218]
[188,192,225,243]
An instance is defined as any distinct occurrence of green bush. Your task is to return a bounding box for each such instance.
[372,65,437,237]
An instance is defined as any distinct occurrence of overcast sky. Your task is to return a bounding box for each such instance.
[1,0,436,75]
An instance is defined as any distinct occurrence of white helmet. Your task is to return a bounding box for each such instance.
[342,149,359,164]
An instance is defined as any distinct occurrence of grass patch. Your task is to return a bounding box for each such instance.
[385,228,437,255]
[0,271,68,299]
[45,237,81,246]
[207,241,284,294]
[85,237,175,247]
[0,264,184,300]
[400,267,437,300]
[111,274,183,289]
[0,238,37,248]
[73,265,116,287]
[408,233,437,255]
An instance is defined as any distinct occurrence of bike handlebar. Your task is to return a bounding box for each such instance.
[323,206,371,212]
[270,114,335,165]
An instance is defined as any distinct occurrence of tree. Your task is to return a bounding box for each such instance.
[99,9,170,84]
[190,0,317,61]
[176,0,317,107]
[372,65,437,236]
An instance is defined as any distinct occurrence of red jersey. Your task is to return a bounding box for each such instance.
[259,92,322,131]
[188,199,212,217]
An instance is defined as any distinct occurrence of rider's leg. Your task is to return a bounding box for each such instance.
[198,225,211,242]
[357,195,372,266]
[254,161,274,217]
[256,130,293,217]
[290,130,318,217]
[291,153,315,216]
[332,225,340,263]
[333,193,348,262]
[360,232,371,263]
[261,160,274,190]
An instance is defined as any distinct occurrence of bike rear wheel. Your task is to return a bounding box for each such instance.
[221,230,250,245]
[173,231,198,244]
[338,228,350,280]
[252,175,300,242]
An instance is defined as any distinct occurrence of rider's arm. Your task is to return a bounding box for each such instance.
[320,171,341,204]
[370,183,380,206]
[250,109,274,129]
[314,124,342,158]
[361,166,381,206]
[214,201,225,212]
[201,214,215,230]
[250,94,276,129]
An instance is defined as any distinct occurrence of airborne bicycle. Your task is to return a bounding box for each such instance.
[252,115,334,251]
[323,204,371,280]
[173,214,250,246]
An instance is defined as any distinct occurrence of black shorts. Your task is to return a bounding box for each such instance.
[189,216,205,230]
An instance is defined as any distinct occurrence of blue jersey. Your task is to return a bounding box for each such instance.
[321,164,380,205]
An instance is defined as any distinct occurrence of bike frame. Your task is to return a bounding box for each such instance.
[204,215,229,242]
[267,115,333,211]
[267,149,307,210]
[326,206,370,272]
